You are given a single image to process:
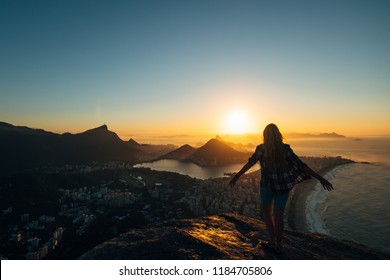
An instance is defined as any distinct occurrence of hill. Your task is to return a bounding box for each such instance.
[79,213,388,260]
[215,135,255,152]
[60,124,145,162]
[0,122,64,174]
[159,144,196,160]
[184,138,250,166]
[127,139,177,161]
[0,122,150,174]
[0,121,56,136]
[127,138,142,148]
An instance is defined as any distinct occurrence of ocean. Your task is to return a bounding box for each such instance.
[291,137,390,255]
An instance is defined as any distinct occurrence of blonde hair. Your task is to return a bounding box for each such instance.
[263,123,287,171]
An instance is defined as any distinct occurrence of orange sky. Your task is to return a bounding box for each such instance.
[1,1,389,139]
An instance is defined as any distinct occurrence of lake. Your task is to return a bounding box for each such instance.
[134,159,259,179]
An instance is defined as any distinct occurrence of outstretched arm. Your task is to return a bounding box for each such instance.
[228,162,253,188]
[303,165,334,191]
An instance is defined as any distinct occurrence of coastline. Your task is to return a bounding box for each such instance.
[287,161,354,232]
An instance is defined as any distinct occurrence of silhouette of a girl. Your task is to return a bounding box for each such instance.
[229,123,333,254]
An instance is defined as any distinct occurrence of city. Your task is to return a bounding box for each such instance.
[0,156,350,260]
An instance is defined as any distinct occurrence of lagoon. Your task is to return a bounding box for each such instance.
[135,159,259,179]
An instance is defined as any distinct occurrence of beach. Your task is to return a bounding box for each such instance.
[286,159,353,232]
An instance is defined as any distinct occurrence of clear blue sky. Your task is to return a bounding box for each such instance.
[1,0,389,137]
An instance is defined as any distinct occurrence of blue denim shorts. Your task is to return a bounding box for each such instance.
[260,185,290,209]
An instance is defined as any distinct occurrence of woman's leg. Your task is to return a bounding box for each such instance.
[260,186,275,244]
[262,203,275,244]
[272,191,289,251]
[273,206,284,250]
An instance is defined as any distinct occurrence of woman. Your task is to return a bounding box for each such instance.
[229,123,333,254]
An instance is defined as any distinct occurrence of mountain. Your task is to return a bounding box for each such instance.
[79,213,388,260]
[0,122,147,174]
[0,121,56,136]
[317,132,346,138]
[0,122,63,174]
[60,124,144,163]
[127,138,141,148]
[215,135,256,152]
[156,138,249,166]
[184,138,250,166]
[127,140,177,161]
[286,132,346,139]
[159,144,196,160]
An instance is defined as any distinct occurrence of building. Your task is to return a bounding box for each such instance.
[29,220,39,229]
[26,252,39,260]
[10,233,22,242]
[28,237,40,249]
[2,207,12,215]
[39,215,56,223]
[21,213,29,224]
[38,246,49,259]
[53,227,64,241]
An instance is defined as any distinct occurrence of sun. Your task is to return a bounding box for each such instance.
[224,111,251,134]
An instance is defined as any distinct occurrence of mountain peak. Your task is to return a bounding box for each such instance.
[128,138,141,147]
[204,138,229,148]
[184,138,248,166]
[94,124,108,131]
[83,124,108,133]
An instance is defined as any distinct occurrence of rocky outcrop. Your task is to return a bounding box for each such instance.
[79,213,388,260]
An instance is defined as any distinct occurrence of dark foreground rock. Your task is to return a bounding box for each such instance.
[79,213,389,260]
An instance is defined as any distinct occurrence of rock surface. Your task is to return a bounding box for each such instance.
[79,213,388,260]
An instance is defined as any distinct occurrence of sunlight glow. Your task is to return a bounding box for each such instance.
[224,111,251,134]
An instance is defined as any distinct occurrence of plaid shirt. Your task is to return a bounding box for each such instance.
[248,144,311,193]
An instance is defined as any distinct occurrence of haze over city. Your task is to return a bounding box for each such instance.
[1,0,389,139]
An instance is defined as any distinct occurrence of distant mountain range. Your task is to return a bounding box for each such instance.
[0,122,252,174]
[160,138,250,166]
[0,122,175,174]
[215,135,256,151]
[127,138,177,160]
[0,121,347,174]
[286,132,346,138]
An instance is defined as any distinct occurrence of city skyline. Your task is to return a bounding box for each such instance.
[1,0,389,137]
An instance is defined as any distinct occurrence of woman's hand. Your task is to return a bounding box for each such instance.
[228,162,252,188]
[229,175,239,188]
[320,178,334,191]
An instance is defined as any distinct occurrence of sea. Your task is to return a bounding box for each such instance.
[295,137,390,255]
[136,137,390,255]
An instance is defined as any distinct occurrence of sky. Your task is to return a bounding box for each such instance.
[1,0,389,139]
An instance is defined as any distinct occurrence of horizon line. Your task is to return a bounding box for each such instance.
[2,120,389,140]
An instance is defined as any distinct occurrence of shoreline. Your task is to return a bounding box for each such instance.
[287,161,354,232]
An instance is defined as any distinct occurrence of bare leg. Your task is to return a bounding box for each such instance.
[262,204,275,244]
[273,206,285,250]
